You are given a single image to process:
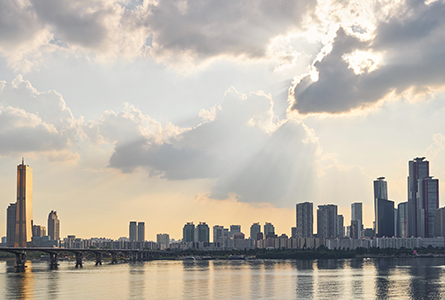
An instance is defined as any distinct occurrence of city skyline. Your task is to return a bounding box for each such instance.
[1,1,445,241]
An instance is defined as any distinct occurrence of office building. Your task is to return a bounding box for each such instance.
[374,177,387,232]
[196,222,210,242]
[15,159,33,247]
[417,177,439,237]
[183,222,195,242]
[229,225,241,238]
[407,157,429,237]
[250,223,261,240]
[398,202,408,237]
[337,215,344,237]
[157,233,169,249]
[394,208,398,237]
[296,202,313,237]
[376,198,394,237]
[317,204,337,239]
[129,221,137,242]
[6,203,16,246]
[48,210,60,240]
[264,222,275,237]
[137,222,145,242]
[291,227,297,238]
[351,202,363,238]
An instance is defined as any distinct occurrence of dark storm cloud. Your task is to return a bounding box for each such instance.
[291,0,445,115]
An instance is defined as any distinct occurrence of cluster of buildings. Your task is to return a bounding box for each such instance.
[1,159,60,248]
[3,156,445,252]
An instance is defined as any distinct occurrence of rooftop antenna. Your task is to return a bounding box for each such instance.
[22,157,24,165]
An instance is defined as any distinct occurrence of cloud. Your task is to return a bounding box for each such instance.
[290,0,445,115]
[90,87,319,206]
[0,76,80,161]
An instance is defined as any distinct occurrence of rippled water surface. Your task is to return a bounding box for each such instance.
[1,258,445,299]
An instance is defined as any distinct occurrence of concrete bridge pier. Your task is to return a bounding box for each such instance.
[15,252,26,270]
[111,252,118,264]
[49,252,58,268]
[75,252,83,268]
[95,252,102,265]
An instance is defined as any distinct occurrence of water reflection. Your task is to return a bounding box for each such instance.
[409,258,443,299]
[129,262,145,300]
[294,260,314,299]
[5,262,34,299]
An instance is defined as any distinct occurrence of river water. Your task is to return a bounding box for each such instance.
[1,257,445,299]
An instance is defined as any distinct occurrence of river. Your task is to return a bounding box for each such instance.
[1,257,444,299]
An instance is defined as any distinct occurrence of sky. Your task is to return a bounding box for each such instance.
[1,0,445,241]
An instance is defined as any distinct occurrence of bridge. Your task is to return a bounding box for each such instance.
[0,247,168,270]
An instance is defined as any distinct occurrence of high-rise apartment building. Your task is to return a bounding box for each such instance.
[351,202,363,238]
[32,225,46,238]
[137,222,145,242]
[48,210,60,240]
[196,222,209,242]
[296,202,313,237]
[374,177,387,229]
[183,222,195,242]
[213,225,225,245]
[157,233,170,249]
[250,223,261,240]
[398,202,408,237]
[264,222,275,237]
[417,177,439,237]
[15,159,33,247]
[407,157,429,237]
[6,203,16,246]
[317,205,337,239]
[129,221,137,242]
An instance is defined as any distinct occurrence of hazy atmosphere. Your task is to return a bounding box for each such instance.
[1,0,445,241]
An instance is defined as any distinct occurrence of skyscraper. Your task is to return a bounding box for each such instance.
[376,198,394,237]
[48,210,60,240]
[183,222,195,242]
[213,225,225,245]
[196,222,210,242]
[157,233,170,249]
[15,159,33,247]
[407,157,429,237]
[137,222,145,242]
[417,176,439,237]
[129,221,137,242]
[374,177,387,229]
[435,207,445,237]
[6,203,16,247]
[250,223,261,240]
[296,202,313,237]
[351,202,363,238]
[317,204,337,239]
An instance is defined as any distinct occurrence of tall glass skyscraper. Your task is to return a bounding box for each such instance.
[351,202,363,238]
[407,157,429,237]
[129,221,137,242]
[48,210,60,240]
[15,159,33,247]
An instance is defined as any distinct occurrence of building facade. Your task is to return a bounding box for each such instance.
[337,215,344,237]
[264,222,275,237]
[250,223,261,240]
[137,222,145,242]
[351,202,363,238]
[417,177,439,238]
[296,202,313,238]
[196,222,210,242]
[6,203,16,246]
[317,205,337,239]
[183,222,195,242]
[376,198,394,237]
[398,202,408,237]
[408,157,430,237]
[157,233,170,249]
[129,221,137,242]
